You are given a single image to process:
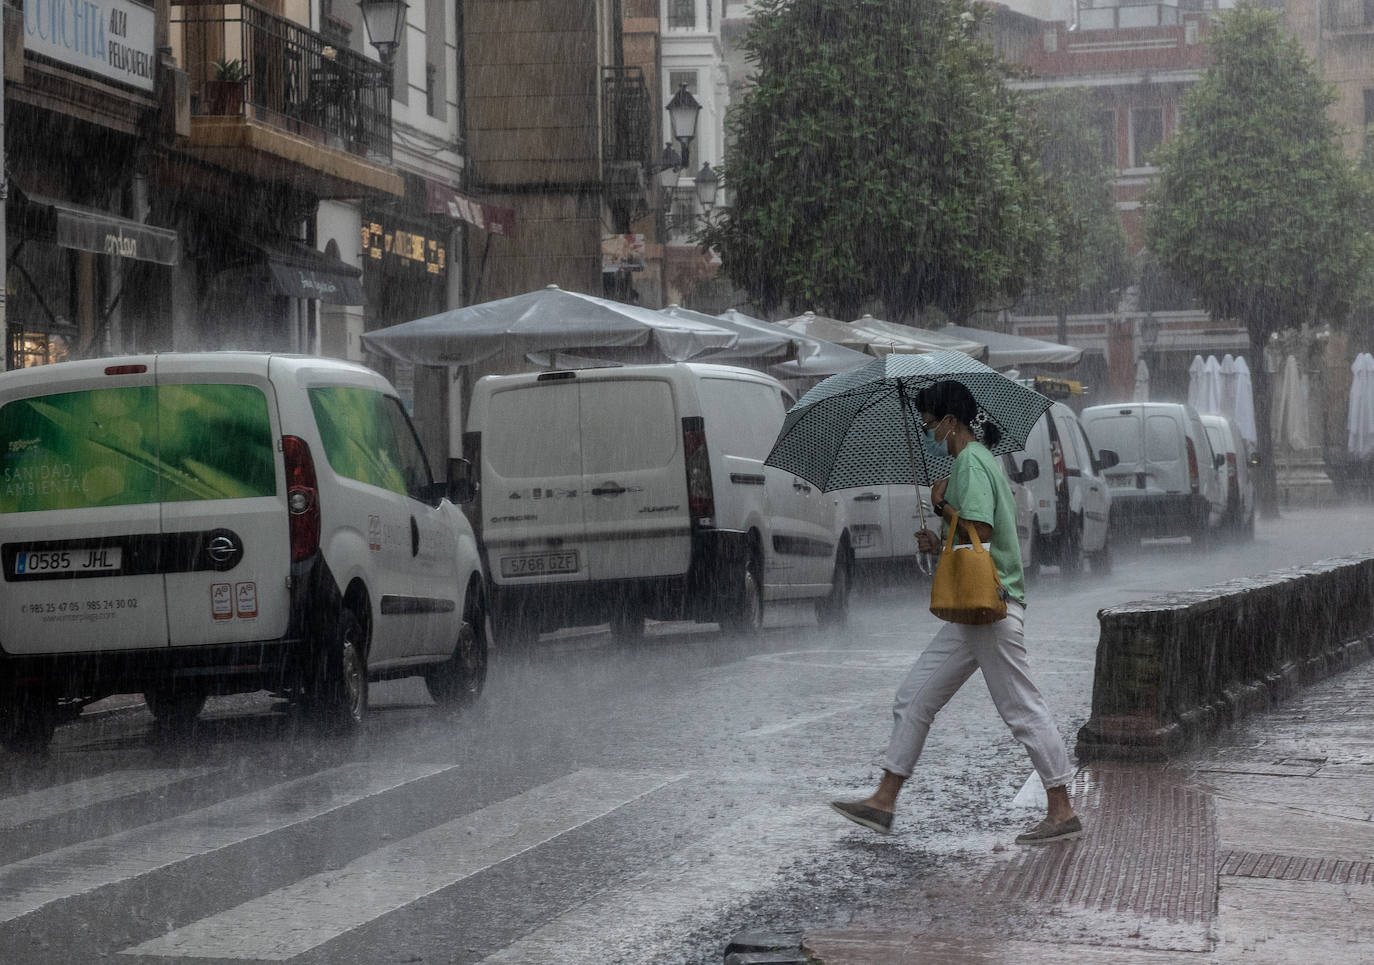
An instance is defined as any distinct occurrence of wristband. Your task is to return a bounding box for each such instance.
[931,498,947,517]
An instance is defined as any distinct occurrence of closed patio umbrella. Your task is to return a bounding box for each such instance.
[1132,358,1150,402]
[1348,353,1374,460]
[1232,357,1257,447]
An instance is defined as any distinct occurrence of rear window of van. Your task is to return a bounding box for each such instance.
[1085,415,1141,464]
[485,383,581,479]
[0,384,275,513]
[1145,416,1183,462]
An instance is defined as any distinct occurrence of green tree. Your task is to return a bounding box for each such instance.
[700,0,1055,322]
[1026,89,1131,340]
[1145,3,1374,517]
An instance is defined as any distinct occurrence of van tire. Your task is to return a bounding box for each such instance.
[816,542,852,628]
[721,554,764,636]
[143,688,207,731]
[425,601,488,710]
[0,691,58,755]
[312,607,368,733]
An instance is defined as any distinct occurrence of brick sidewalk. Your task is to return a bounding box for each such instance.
[802,656,1374,964]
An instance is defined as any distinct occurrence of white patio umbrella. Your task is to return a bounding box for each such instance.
[659,304,798,366]
[715,308,870,380]
[359,284,739,366]
[1272,354,1311,452]
[849,315,988,360]
[1348,353,1374,460]
[1132,358,1150,402]
[1187,355,1206,411]
[1232,356,1258,447]
[1219,354,1238,418]
[1200,355,1223,414]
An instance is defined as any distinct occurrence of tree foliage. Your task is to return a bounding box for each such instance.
[1144,3,1374,515]
[700,0,1056,322]
[1025,89,1130,314]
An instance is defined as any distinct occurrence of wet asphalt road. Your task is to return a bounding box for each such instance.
[0,507,1369,965]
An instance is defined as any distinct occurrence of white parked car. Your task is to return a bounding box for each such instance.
[1006,401,1116,575]
[1081,401,1226,546]
[464,363,852,644]
[1200,413,1255,540]
[0,353,488,753]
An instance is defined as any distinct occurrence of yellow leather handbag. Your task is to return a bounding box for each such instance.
[929,511,1007,625]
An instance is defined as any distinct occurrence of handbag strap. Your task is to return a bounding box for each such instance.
[943,509,990,555]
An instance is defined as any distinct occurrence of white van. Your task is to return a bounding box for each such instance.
[1200,413,1256,540]
[1007,402,1116,575]
[1080,401,1225,545]
[464,363,851,643]
[0,354,488,753]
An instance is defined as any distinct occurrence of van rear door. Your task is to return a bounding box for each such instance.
[0,362,170,654]
[578,377,690,581]
[482,378,589,588]
[158,359,291,647]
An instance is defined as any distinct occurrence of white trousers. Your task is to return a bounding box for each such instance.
[880,602,1076,789]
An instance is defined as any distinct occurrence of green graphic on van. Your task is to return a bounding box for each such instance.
[0,384,276,513]
[308,386,408,495]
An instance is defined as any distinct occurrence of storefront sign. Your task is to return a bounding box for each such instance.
[424,181,518,238]
[23,0,157,94]
[362,221,447,276]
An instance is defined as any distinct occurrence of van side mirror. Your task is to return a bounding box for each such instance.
[1019,458,1039,483]
[1096,448,1119,471]
[1214,453,1226,469]
[447,457,476,504]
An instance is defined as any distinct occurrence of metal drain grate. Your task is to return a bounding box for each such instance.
[1218,850,1374,884]
[987,764,1218,924]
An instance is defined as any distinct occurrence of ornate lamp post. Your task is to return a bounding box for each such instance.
[694,162,719,219]
[359,0,408,94]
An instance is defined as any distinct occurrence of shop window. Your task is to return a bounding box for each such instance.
[7,330,71,369]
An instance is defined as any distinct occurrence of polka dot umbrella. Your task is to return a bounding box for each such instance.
[765,351,1053,499]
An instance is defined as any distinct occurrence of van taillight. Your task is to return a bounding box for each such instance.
[682,416,715,527]
[282,435,320,562]
[1185,437,1200,494]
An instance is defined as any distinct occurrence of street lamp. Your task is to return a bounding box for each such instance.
[665,83,702,167]
[694,162,719,216]
[358,0,408,64]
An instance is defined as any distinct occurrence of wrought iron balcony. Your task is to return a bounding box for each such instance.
[602,66,652,226]
[171,0,392,162]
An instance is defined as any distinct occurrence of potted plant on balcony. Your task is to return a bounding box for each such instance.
[206,58,248,115]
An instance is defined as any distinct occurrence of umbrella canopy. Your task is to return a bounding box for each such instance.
[1348,353,1374,459]
[776,312,890,354]
[659,304,798,365]
[939,324,1082,369]
[1132,358,1150,402]
[764,351,1053,491]
[1187,355,1206,411]
[1199,355,1223,414]
[1272,354,1311,452]
[850,315,988,360]
[1219,354,1238,417]
[359,284,739,366]
[1232,356,1257,447]
[717,309,871,379]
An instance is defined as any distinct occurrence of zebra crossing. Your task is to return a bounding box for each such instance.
[0,760,826,963]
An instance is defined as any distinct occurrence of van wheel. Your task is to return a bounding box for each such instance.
[610,609,646,641]
[1,691,58,755]
[816,543,852,628]
[1088,541,1113,576]
[143,687,207,732]
[721,555,764,635]
[1059,520,1083,576]
[425,603,488,710]
[312,607,368,733]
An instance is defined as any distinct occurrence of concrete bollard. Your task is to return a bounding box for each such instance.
[1076,553,1374,761]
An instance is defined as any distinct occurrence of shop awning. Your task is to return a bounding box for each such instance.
[12,189,179,265]
[425,180,517,237]
[259,241,365,306]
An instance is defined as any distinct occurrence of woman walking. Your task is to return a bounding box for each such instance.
[830,380,1082,845]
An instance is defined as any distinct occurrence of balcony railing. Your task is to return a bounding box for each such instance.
[171,0,392,161]
[602,66,652,169]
